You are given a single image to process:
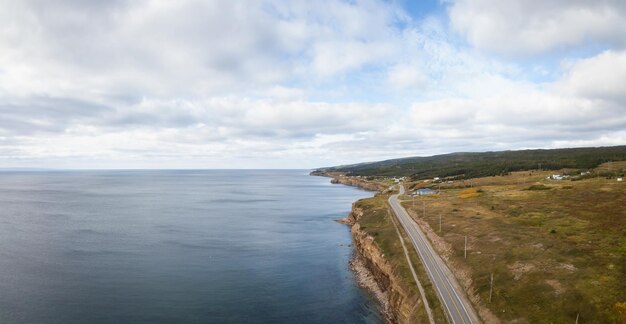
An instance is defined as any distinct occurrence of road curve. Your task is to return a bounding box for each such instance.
[389,185,479,324]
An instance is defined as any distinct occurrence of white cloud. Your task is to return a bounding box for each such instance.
[312,40,396,77]
[0,0,624,168]
[0,0,408,99]
[0,95,396,167]
[553,50,626,101]
[448,0,626,55]
[387,63,428,89]
[404,50,626,154]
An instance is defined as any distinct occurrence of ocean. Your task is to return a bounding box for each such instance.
[0,170,382,323]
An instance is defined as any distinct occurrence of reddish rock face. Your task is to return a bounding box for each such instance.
[350,204,422,324]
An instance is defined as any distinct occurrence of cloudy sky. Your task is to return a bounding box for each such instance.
[1,0,625,169]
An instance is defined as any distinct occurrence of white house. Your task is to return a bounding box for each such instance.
[414,188,436,195]
[618,177,623,182]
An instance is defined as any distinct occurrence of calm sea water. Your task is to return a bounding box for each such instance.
[0,170,382,323]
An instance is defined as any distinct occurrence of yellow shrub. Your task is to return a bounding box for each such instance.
[615,302,626,323]
[459,188,481,199]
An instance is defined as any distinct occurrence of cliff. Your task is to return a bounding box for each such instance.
[348,203,423,323]
[312,170,425,322]
[310,171,388,192]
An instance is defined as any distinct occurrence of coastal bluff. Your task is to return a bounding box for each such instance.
[348,203,423,324]
[312,170,424,323]
[310,170,387,192]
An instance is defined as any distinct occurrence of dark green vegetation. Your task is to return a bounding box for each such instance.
[319,145,626,180]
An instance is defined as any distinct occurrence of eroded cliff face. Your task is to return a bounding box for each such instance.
[349,204,421,324]
[311,171,388,192]
[333,177,387,192]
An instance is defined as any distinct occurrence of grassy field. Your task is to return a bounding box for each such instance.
[402,164,626,323]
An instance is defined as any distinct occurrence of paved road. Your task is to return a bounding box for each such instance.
[389,185,479,324]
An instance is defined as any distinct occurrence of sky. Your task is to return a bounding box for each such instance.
[1,0,625,169]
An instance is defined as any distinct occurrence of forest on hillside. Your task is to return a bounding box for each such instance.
[318,146,626,180]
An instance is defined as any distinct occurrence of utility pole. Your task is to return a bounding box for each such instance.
[409,164,417,211]
[464,235,467,259]
[575,313,579,324]
[411,165,415,209]
[489,273,494,303]
[439,214,442,233]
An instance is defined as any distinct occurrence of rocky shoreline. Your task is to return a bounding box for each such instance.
[310,170,388,192]
[315,171,421,323]
[351,254,393,320]
[349,204,422,323]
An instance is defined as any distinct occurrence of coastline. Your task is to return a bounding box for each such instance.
[351,253,393,320]
[310,170,388,192]
[313,171,423,323]
[312,171,393,321]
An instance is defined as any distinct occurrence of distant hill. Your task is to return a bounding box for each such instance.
[316,145,626,180]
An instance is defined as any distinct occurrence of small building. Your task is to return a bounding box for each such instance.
[549,174,570,180]
[414,188,436,196]
[618,177,623,182]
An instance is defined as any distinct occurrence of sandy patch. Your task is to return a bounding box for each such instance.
[508,261,535,280]
[545,279,565,294]
[558,263,577,272]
